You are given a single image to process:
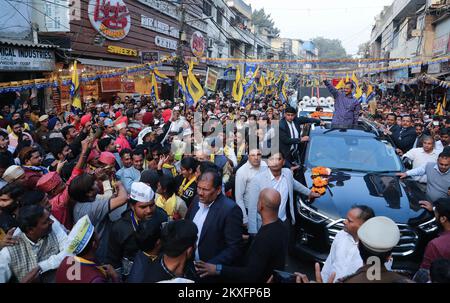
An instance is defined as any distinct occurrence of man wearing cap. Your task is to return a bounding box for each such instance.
[0,205,69,283]
[114,116,131,152]
[2,165,26,187]
[339,216,406,283]
[35,115,50,149]
[106,182,168,275]
[56,215,120,283]
[103,118,116,140]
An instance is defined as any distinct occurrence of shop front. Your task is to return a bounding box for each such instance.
[0,40,57,108]
[58,0,208,104]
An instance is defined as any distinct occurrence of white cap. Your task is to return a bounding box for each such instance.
[3,165,25,183]
[138,127,153,145]
[357,216,400,253]
[66,215,95,255]
[130,182,155,203]
[173,106,180,111]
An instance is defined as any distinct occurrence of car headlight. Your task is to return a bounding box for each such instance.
[298,198,329,223]
[418,217,438,233]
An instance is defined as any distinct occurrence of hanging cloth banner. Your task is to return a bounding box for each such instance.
[232,65,243,102]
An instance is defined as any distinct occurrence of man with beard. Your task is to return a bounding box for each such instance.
[45,138,73,171]
[0,205,68,283]
[106,182,168,278]
[8,118,33,153]
[0,184,24,249]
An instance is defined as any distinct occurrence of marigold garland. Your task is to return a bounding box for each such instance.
[311,166,331,196]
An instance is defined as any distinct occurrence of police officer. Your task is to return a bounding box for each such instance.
[339,216,410,283]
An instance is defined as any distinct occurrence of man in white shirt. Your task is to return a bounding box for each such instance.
[321,205,375,282]
[235,149,268,225]
[0,205,69,283]
[402,136,440,185]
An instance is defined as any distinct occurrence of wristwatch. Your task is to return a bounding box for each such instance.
[215,264,222,275]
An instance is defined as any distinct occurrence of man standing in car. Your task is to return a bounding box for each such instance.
[323,78,360,127]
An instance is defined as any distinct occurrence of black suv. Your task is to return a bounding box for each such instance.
[293,119,438,273]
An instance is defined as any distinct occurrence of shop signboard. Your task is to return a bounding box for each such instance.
[205,68,218,91]
[0,46,55,71]
[155,36,177,50]
[433,34,449,56]
[142,51,159,63]
[190,31,205,58]
[88,0,131,41]
[101,77,122,92]
[141,15,179,38]
[428,63,441,74]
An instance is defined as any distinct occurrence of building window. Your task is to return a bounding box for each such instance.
[216,8,223,26]
[203,0,212,16]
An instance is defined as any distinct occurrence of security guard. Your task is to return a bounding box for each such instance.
[339,216,410,283]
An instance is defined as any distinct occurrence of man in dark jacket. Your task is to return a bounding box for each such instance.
[195,188,288,282]
[106,182,168,275]
[389,115,417,155]
[279,106,321,165]
[185,170,243,275]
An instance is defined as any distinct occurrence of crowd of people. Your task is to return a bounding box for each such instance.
[0,78,449,283]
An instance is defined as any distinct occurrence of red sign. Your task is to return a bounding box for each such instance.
[191,31,205,58]
[101,77,122,92]
[122,80,135,93]
[88,0,131,41]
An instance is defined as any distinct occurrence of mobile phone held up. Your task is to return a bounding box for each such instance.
[272,270,297,283]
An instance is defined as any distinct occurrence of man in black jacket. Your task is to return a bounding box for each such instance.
[106,182,168,276]
[186,170,243,272]
[279,106,322,166]
[195,188,288,282]
[389,115,417,155]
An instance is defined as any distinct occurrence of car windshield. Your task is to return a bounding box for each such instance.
[306,135,402,172]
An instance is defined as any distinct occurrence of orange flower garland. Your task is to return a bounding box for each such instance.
[311,166,331,196]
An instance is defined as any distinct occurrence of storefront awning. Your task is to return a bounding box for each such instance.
[0,39,57,49]
[77,58,138,69]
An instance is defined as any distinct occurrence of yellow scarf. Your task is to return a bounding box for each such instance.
[162,163,177,177]
[178,176,197,196]
[237,144,246,163]
[156,194,178,217]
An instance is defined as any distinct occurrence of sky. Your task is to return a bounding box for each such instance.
[245,0,394,56]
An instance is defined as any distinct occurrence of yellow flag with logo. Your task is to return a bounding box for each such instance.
[186,61,204,104]
[150,72,159,101]
[351,72,359,88]
[232,66,243,102]
[70,60,82,109]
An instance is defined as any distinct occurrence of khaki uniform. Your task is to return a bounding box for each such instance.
[339,265,409,283]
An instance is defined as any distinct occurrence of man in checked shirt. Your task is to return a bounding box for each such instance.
[323,78,361,127]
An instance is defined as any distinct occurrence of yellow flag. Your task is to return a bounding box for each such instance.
[354,86,363,100]
[186,61,204,104]
[150,72,159,101]
[232,66,243,102]
[335,78,345,89]
[70,60,82,109]
[351,72,359,87]
[154,68,170,80]
[178,72,186,102]
[436,94,446,116]
[345,73,350,83]
[257,74,266,93]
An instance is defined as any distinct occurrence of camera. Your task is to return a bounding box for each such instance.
[272,270,296,283]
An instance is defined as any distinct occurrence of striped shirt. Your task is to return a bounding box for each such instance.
[324,81,360,126]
